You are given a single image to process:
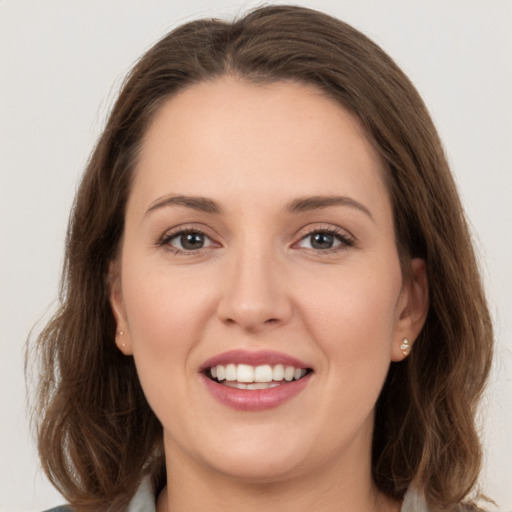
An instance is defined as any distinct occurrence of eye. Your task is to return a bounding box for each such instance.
[161,230,214,252]
[297,229,354,251]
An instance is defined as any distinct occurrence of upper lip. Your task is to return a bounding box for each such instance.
[199,349,311,372]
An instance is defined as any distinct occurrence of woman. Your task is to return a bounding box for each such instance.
[32,5,493,511]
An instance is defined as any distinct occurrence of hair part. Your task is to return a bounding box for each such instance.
[29,5,493,511]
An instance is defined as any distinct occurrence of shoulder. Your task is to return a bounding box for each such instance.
[401,486,497,512]
[40,476,155,512]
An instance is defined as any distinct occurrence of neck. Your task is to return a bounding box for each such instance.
[156,437,401,512]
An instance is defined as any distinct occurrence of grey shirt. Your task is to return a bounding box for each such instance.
[45,478,436,511]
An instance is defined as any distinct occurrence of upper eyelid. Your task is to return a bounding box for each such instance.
[157,224,218,248]
[160,223,215,238]
[156,223,356,246]
[295,223,355,241]
[300,231,353,245]
[166,230,211,241]
[158,229,219,255]
[293,225,357,251]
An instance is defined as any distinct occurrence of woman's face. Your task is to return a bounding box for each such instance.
[111,78,426,484]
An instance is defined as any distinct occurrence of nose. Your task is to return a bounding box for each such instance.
[216,248,293,333]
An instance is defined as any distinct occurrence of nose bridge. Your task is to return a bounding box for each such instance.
[217,238,292,331]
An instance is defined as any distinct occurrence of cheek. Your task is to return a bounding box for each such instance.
[280,261,403,454]
[297,260,401,370]
[120,265,214,428]
[122,253,214,342]
[119,255,218,394]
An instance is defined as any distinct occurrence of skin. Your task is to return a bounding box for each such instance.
[110,77,428,512]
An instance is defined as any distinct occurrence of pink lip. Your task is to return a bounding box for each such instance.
[201,372,312,411]
[199,350,313,411]
[199,349,310,371]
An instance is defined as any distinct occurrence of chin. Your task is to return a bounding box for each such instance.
[207,450,309,484]
[182,424,314,483]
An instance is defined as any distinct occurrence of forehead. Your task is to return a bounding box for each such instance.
[130,77,389,214]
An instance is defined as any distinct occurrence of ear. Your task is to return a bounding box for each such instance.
[391,258,429,362]
[108,260,133,356]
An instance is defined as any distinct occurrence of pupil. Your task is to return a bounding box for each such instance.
[311,233,333,249]
[181,233,204,250]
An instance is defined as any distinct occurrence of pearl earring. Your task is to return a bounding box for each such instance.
[400,338,410,356]
[118,331,125,348]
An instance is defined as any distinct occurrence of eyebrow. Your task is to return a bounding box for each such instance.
[145,193,373,221]
[286,195,374,221]
[145,194,222,216]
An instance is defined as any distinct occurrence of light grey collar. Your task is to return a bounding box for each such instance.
[127,476,156,512]
[127,478,432,512]
[401,485,435,512]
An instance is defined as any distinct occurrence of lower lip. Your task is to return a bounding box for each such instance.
[202,374,312,411]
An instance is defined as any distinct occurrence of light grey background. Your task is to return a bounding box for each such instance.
[1,1,511,510]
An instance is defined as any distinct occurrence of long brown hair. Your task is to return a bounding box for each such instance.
[29,5,493,511]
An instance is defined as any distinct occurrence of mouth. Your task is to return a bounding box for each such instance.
[200,350,313,410]
[205,363,312,390]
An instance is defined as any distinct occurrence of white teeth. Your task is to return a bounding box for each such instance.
[272,364,284,381]
[254,364,273,383]
[237,364,254,383]
[225,364,237,381]
[223,381,281,390]
[284,366,295,381]
[210,363,308,385]
[223,381,248,389]
[247,382,280,390]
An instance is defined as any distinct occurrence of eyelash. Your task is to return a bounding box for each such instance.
[157,226,355,255]
[296,226,355,253]
[158,228,214,255]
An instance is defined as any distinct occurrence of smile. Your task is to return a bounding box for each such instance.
[200,350,313,410]
[208,364,309,390]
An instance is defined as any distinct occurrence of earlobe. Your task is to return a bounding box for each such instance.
[391,258,429,362]
[115,329,132,355]
[399,337,411,357]
[108,260,133,355]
